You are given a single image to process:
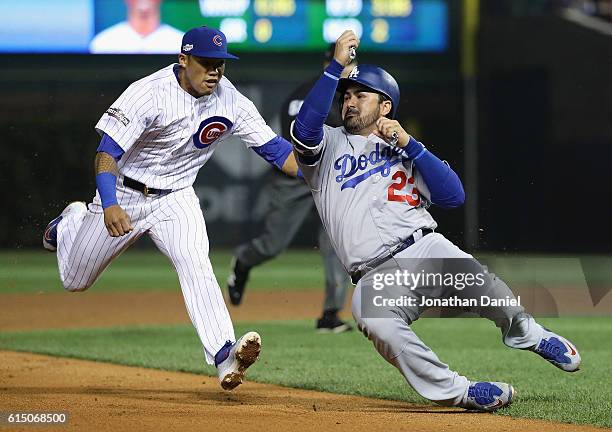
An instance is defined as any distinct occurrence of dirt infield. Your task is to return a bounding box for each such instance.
[2,290,610,431]
[1,351,605,432]
[2,286,611,331]
[0,290,351,330]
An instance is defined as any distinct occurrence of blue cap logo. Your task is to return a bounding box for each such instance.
[181,26,238,59]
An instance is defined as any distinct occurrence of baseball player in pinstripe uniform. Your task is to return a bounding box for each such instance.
[291,31,582,411]
[42,26,300,391]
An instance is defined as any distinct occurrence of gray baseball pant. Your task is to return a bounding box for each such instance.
[351,233,544,405]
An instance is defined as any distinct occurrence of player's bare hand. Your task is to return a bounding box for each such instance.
[333,30,360,66]
[373,118,410,147]
[103,205,133,237]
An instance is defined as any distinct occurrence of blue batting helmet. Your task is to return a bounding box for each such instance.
[337,64,400,118]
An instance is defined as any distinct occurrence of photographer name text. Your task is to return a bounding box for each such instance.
[372,295,522,308]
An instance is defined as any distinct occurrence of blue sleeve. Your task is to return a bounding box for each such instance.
[403,137,465,208]
[292,59,344,149]
[97,133,125,161]
[96,172,118,209]
[95,134,122,208]
[250,136,293,170]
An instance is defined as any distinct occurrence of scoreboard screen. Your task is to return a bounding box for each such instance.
[193,0,448,52]
[0,0,448,54]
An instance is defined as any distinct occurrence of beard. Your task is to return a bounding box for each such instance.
[343,107,381,134]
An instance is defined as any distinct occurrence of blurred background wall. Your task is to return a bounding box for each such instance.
[1,0,610,253]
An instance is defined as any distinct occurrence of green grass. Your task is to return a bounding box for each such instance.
[0,250,327,294]
[0,317,610,427]
[2,250,612,294]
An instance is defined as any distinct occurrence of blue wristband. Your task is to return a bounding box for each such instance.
[324,59,344,79]
[96,172,118,209]
[402,136,427,160]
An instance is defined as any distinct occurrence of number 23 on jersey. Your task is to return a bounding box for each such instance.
[388,171,421,206]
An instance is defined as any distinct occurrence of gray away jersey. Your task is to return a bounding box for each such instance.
[294,125,437,272]
[95,64,276,190]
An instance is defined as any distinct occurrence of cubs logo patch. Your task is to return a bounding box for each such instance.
[193,116,233,149]
[212,35,223,46]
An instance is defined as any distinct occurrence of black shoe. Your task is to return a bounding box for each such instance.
[227,257,251,306]
[316,310,353,333]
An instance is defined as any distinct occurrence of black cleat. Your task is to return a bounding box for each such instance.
[316,310,353,333]
[227,257,251,306]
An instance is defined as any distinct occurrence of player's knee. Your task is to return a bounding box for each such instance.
[171,248,211,273]
[358,318,397,345]
[352,295,399,344]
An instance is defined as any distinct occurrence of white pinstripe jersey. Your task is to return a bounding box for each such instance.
[95,64,276,190]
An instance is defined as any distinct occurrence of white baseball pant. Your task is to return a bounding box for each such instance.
[55,180,235,364]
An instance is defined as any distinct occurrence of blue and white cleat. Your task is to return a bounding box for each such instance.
[532,327,581,372]
[42,201,87,252]
[460,382,514,412]
[215,331,261,391]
